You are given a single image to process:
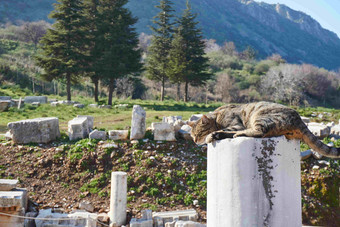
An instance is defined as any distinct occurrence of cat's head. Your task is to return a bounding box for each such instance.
[188,115,217,145]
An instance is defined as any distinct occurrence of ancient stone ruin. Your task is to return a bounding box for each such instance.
[7,117,60,144]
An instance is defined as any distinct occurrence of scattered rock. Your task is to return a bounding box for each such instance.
[114,104,129,109]
[77,115,94,131]
[307,122,330,138]
[68,117,90,141]
[0,179,18,191]
[7,117,60,144]
[300,117,310,124]
[74,103,85,108]
[79,201,94,212]
[189,114,203,122]
[50,101,59,107]
[89,130,107,140]
[330,124,340,136]
[151,122,176,141]
[88,104,98,108]
[109,130,129,140]
[99,105,112,109]
[103,143,118,149]
[24,96,48,104]
[31,102,40,107]
[0,100,11,112]
[300,149,312,161]
[0,96,11,100]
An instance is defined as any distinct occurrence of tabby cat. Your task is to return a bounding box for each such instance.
[188,101,339,158]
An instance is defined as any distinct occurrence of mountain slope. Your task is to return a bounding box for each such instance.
[1,0,339,70]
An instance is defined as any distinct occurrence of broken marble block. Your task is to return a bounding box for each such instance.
[0,191,27,227]
[68,117,90,141]
[89,130,107,140]
[50,101,59,107]
[77,115,94,131]
[0,100,11,112]
[0,179,18,191]
[88,104,98,108]
[130,211,153,227]
[300,117,310,124]
[35,209,98,227]
[330,124,340,136]
[165,221,206,227]
[151,122,176,141]
[109,130,129,140]
[163,116,183,124]
[24,96,47,104]
[189,114,203,122]
[153,209,198,227]
[307,122,330,138]
[74,104,85,108]
[0,96,11,100]
[178,125,192,140]
[130,105,146,140]
[7,117,60,144]
[300,149,312,161]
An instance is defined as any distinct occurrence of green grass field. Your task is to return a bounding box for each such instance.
[0,96,223,133]
[1,86,339,134]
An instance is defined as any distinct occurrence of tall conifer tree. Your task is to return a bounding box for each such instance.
[96,0,142,105]
[169,1,211,102]
[146,0,174,101]
[35,0,85,101]
[82,0,102,102]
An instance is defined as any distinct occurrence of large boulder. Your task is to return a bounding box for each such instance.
[7,117,60,144]
[24,96,47,104]
[130,105,146,140]
[68,117,90,141]
[151,122,176,141]
[0,100,11,112]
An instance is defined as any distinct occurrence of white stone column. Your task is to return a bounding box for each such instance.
[109,172,127,227]
[207,136,301,227]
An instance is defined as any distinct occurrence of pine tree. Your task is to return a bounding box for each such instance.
[146,0,174,101]
[82,0,101,102]
[168,1,211,102]
[167,28,190,100]
[35,0,85,101]
[96,0,142,105]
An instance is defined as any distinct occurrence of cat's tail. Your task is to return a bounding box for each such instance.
[301,125,339,158]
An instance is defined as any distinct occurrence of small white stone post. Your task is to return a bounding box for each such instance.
[109,172,127,227]
[207,136,302,227]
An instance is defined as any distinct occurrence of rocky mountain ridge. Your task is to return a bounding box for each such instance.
[1,0,339,69]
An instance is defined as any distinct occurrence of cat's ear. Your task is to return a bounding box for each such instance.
[187,121,195,127]
[201,115,210,124]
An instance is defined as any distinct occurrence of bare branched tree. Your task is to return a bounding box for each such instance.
[20,21,50,48]
[261,64,305,105]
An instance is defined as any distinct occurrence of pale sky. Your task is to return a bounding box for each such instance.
[259,0,340,38]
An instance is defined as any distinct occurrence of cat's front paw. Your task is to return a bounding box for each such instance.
[206,131,222,144]
[205,133,216,144]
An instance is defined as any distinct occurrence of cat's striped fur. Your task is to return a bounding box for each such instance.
[188,101,339,158]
